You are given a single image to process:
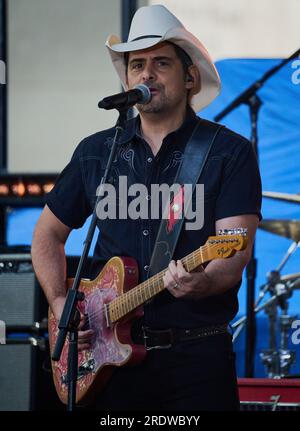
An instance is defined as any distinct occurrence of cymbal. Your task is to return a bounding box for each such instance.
[263,191,300,204]
[289,278,300,290]
[259,219,300,242]
[281,274,300,290]
[280,272,300,282]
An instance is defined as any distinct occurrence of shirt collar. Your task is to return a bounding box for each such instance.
[119,107,199,146]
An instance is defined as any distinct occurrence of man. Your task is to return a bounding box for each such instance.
[31,5,261,410]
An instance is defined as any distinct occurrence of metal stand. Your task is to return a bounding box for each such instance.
[51,109,129,411]
[0,0,7,247]
[260,280,297,378]
[121,0,137,120]
[0,0,7,175]
[232,241,300,377]
[244,94,261,377]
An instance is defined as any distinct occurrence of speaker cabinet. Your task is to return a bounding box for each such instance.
[0,253,47,327]
[0,338,63,411]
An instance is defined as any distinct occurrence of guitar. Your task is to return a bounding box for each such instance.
[48,229,247,405]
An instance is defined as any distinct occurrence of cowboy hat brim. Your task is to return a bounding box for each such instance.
[105,23,221,112]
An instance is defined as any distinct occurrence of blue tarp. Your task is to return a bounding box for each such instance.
[6,58,300,377]
[201,58,300,377]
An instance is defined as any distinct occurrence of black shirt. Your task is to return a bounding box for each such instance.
[46,109,262,328]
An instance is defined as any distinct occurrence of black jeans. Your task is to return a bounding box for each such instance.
[93,332,240,411]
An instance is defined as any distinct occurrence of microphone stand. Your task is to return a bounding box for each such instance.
[51,108,129,411]
[214,48,300,377]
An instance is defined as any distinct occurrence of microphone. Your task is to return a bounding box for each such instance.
[98,84,151,110]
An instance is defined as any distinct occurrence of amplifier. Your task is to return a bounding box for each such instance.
[0,253,48,327]
[0,337,63,411]
[238,378,300,411]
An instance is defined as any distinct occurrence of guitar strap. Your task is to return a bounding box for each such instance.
[148,118,224,278]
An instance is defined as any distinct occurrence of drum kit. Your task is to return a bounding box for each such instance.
[232,191,300,378]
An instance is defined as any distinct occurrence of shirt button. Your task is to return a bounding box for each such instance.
[142,229,149,236]
[144,265,149,272]
[147,157,153,163]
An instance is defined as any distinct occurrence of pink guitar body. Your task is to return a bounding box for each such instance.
[48,256,146,405]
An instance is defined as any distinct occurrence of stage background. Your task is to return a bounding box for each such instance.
[201,58,300,377]
[6,58,300,377]
[7,0,299,173]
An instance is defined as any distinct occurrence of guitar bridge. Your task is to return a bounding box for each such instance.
[61,358,95,385]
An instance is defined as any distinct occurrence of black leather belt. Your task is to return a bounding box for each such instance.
[132,324,229,351]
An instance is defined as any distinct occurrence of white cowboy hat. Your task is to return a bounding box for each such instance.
[105,4,221,112]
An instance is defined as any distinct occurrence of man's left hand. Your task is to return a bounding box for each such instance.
[163,259,211,299]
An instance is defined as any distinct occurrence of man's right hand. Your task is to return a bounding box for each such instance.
[52,296,94,351]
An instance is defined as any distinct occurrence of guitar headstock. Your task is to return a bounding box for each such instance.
[205,228,248,259]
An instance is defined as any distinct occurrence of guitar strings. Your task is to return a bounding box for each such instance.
[80,241,226,324]
[80,249,202,326]
[82,239,240,325]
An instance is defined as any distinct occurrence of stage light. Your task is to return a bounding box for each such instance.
[27,184,42,195]
[11,182,26,197]
[43,183,54,193]
[0,174,57,203]
[0,184,9,195]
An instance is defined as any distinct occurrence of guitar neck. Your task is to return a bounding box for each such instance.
[108,244,213,323]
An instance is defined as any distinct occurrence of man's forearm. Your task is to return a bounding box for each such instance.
[196,250,249,298]
[31,229,67,317]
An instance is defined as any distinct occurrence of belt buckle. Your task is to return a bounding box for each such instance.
[142,327,173,351]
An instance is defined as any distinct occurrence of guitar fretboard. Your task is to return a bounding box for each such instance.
[108,243,214,323]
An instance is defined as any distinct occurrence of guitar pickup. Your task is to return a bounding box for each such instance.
[61,358,95,385]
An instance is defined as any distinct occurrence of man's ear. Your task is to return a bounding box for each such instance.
[186,73,193,83]
[185,65,201,94]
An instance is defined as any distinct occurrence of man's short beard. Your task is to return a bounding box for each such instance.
[138,100,166,114]
[137,88,169,114]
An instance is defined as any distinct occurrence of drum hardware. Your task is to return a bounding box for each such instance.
[233,220,300,377]
[233,275,299,377]
[259,278,298,378]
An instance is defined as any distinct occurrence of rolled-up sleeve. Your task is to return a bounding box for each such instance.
[215,138,262,222]
[46,144,92,229]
